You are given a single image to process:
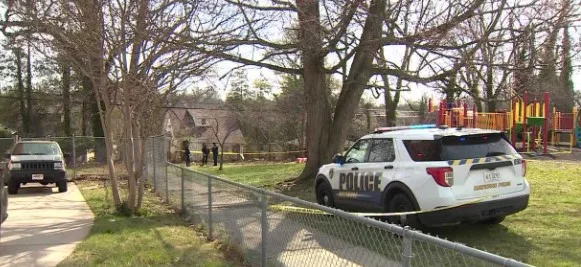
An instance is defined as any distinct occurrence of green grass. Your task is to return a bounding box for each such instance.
[59,180,241,267]
[196,160,581,267]
[187,163,304,189]
[428,160,581,267]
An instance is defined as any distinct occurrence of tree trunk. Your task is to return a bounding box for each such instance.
[219,148,224,170]
[25,46,33,136]
[365,109,372,130]
[384,91,397,127]
[297,0,387,181]
[103,109,121,206]
[95,74,121,206]
[486,69,496,112]
[62,62,72,136]
[83,75,106,162]
[123,96,137,210]
[324,0,387,175]
[15,50,27,136]
[81,101,87,136]
[135,131,146,211]
[296,0,332,181]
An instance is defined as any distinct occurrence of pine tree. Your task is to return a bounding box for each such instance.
[559,24,575,112]
[226,69,251,110]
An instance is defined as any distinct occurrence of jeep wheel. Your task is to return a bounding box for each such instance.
[40,182,49,186]
[386,193,422,230]
[8,181,19,194]
[316,182,335,208]
[58,182,68,193]
[481,216,505,225]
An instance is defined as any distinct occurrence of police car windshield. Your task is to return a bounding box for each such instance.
[404,133,516,161]
[440,133,516,160]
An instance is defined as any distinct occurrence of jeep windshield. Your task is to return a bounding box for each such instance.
[12,143,62,156]
[404,133,517,161]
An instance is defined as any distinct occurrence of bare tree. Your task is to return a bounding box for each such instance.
[209,116,240,170]
[1,0,220,213]
[183,0,513,180]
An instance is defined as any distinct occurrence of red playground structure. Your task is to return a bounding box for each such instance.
[429,92,579,154]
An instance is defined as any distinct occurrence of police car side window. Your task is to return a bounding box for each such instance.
[368,139,395,162]
[345,140,370,163]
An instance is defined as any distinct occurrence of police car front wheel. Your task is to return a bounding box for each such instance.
[316,182,335,208]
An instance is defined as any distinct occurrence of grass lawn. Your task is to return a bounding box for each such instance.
[188,163,304,189]
[196,160,581,267]
[59,180,242,267]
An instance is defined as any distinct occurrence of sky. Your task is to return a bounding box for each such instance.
[1,2,580,108]
[213,52,581,106]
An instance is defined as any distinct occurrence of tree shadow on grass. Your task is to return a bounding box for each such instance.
[424,223,533,264]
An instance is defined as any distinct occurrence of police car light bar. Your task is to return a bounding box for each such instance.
[374,124,442,133]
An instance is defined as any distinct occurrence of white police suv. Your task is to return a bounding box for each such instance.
[314,125,530,228]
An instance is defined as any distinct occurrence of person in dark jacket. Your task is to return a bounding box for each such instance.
[184,145,191,167]
[201,144,210,166]
[212,143,219,166]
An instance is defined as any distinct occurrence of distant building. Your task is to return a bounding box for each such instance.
[162,105,246,162]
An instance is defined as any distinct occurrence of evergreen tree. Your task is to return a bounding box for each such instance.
[226,69,251,110]
[559,25,575,112]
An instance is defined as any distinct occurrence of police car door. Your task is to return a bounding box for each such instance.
[334,139,374,208]
[365,139,398,208]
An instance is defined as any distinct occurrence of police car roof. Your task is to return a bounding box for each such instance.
[362,127,503,140]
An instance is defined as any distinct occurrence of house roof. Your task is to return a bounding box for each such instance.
[163,107,246,145]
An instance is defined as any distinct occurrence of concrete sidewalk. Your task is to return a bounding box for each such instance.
[0,183,94,267]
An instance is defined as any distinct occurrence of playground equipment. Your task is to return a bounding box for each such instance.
[430,91,579,154]
[577,111,581,148]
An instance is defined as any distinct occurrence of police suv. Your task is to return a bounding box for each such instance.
[314,125,530,228]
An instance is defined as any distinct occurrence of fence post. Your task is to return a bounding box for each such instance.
[208,176,213,240]
[152,139,157,192]
[72,135,76,180]
[261,191,268,267]
[181,167,185,212]
[402,226,413,267]
[165,162,169,203]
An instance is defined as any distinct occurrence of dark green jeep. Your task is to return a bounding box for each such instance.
[6,141,68,194]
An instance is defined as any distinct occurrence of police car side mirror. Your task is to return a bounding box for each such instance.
[333,154,344,165]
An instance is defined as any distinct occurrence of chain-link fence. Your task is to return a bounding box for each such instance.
[146,136,532,267]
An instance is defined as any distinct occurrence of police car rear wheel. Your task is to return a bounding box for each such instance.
[316,182,335,208]
[387,193,422,229]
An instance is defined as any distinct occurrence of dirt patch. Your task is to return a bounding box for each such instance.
[522,147,581,162]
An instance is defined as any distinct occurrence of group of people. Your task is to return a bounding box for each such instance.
[183,143,219,167]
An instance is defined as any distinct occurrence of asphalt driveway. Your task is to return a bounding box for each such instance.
[0,183,94,267]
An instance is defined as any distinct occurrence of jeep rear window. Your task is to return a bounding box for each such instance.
[12,143,62,155]
[404,133,516,161]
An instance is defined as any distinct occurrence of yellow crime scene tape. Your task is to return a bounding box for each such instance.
[179,150,306,155]
[269,195,497,217]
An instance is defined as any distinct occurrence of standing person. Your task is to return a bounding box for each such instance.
[212,143,219,166]
[201,144,210,166]
[184,145,191,167]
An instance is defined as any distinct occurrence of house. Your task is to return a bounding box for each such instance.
[162,104,246,162]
